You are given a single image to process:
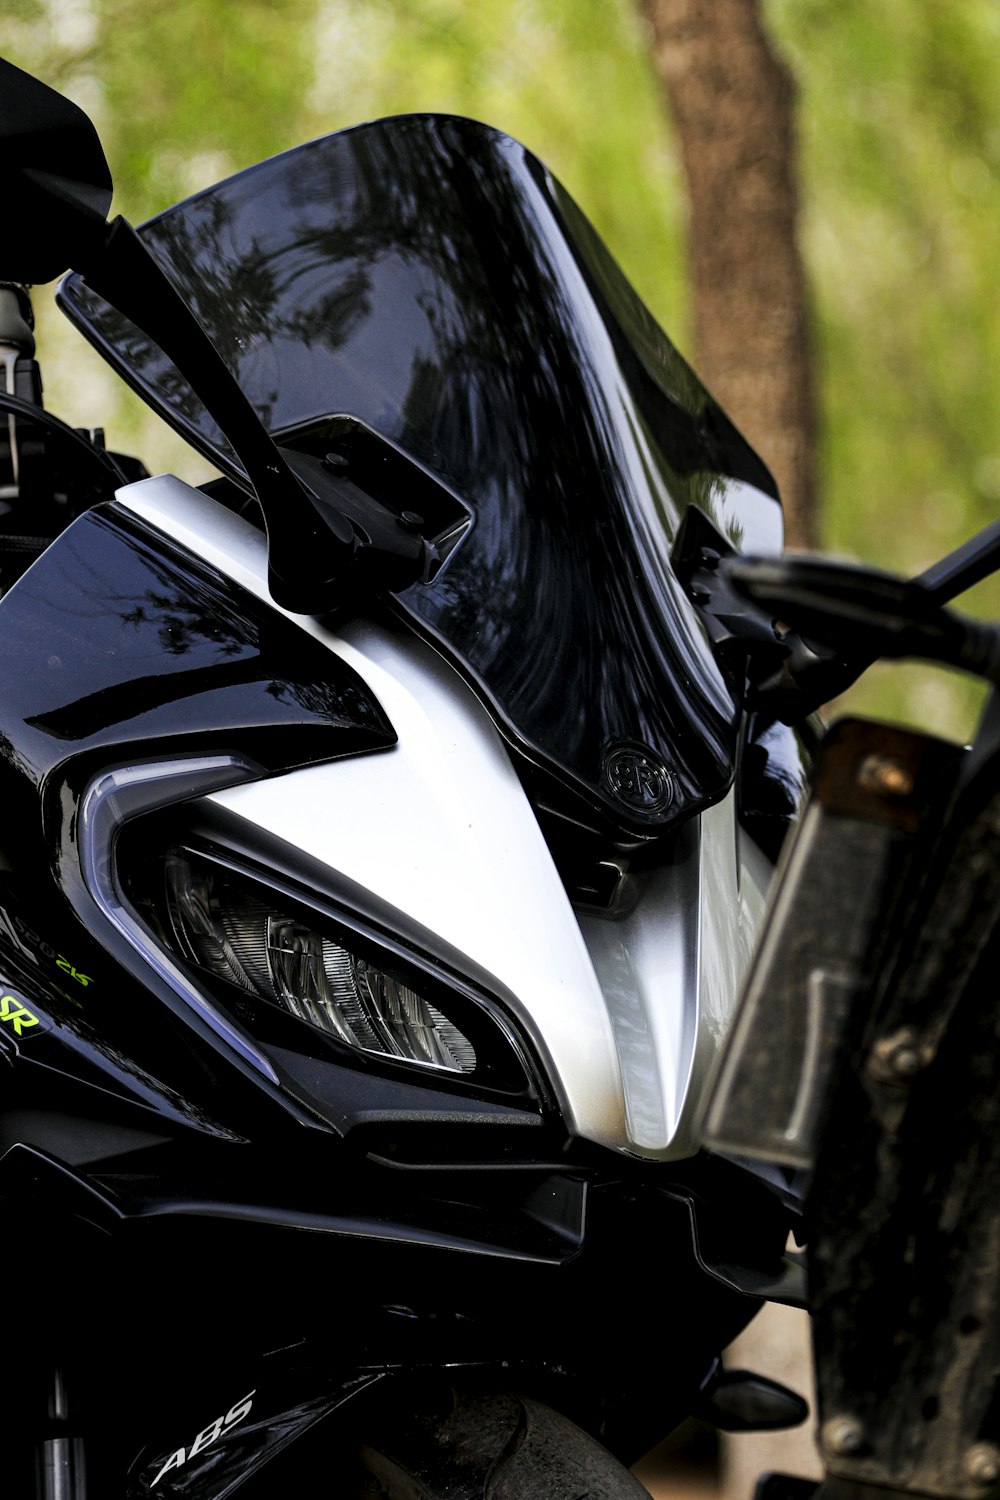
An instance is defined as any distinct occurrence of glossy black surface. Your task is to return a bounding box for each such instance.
[0,500,394,814]
[738,714,815,862]
[0,503,398,1137]
[59,115,783,838]
[8,1160,782,1496]
[0,57,113,283]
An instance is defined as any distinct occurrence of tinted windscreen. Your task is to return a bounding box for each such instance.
[60,115,782,841]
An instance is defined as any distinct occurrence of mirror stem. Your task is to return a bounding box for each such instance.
[916,519,1000,606]
[78,217,353,613]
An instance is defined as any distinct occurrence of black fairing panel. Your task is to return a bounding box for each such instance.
[58,114,783,840]
[0,500,394,857]
[0,502,395,1135]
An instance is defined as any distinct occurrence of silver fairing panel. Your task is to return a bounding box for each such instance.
[117,474,772,1159]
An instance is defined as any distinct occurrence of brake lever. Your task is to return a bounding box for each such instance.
[722,552,1000,724]
[673,507,1000,725]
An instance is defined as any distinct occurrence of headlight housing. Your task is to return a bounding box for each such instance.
[162,849,477,1073]
[118,829,539,1103]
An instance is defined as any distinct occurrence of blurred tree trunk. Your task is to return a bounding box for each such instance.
[640,0,817,550]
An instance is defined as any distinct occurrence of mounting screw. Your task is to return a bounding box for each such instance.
[857,754,915,799]
[964,1444,1000,1489]
[822,1416,865,1457]
[868,1027,930,1083]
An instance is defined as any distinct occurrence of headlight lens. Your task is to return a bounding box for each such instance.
[163,851,476,1073]
[115,836,542,1099]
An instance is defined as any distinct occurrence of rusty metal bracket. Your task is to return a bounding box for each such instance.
[805,706,1000,1500]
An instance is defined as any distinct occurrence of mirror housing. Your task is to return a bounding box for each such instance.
[0,57,429,613]
[0,58,113,283]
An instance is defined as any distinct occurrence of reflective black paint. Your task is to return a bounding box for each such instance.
[59,115,783,838]
[0,500,394,814]
[8,1159,785,1497]
[0,506,397,1135]
[738,714,815,862]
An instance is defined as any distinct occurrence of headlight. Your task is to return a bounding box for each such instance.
[161,850,477,1074]
[118,832,536,1100]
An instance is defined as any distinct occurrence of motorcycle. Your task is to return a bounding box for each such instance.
[3,51,995,1500]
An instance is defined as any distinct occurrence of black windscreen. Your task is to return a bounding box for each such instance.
[59,114,783,839]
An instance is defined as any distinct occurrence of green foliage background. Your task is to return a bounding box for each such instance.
[3,0,999,738]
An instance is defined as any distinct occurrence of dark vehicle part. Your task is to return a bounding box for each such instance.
[0,56,431,612]
[705,660,1000,1500]
[58,111,784,849]
[710,518,1000,723]
[348,1382,654,1500]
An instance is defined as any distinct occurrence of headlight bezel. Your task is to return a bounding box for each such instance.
[115,805,546,1109]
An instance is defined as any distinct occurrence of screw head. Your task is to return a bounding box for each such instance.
[857,754,915,799]
[868,1027,931,1083]
[964,1444,1000,1489]
[822,1416,865,1457]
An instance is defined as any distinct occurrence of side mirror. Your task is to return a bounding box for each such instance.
[0,58,113,283]
[0,57,421,613]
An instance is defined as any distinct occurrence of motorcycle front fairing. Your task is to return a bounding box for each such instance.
[50,114,802,1163]
[0,490,797,1494]
[0,103,808,1496]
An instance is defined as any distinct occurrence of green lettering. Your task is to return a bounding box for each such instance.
[0,994,40,1035]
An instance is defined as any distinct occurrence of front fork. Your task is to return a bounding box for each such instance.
[37,1367,87,1500]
